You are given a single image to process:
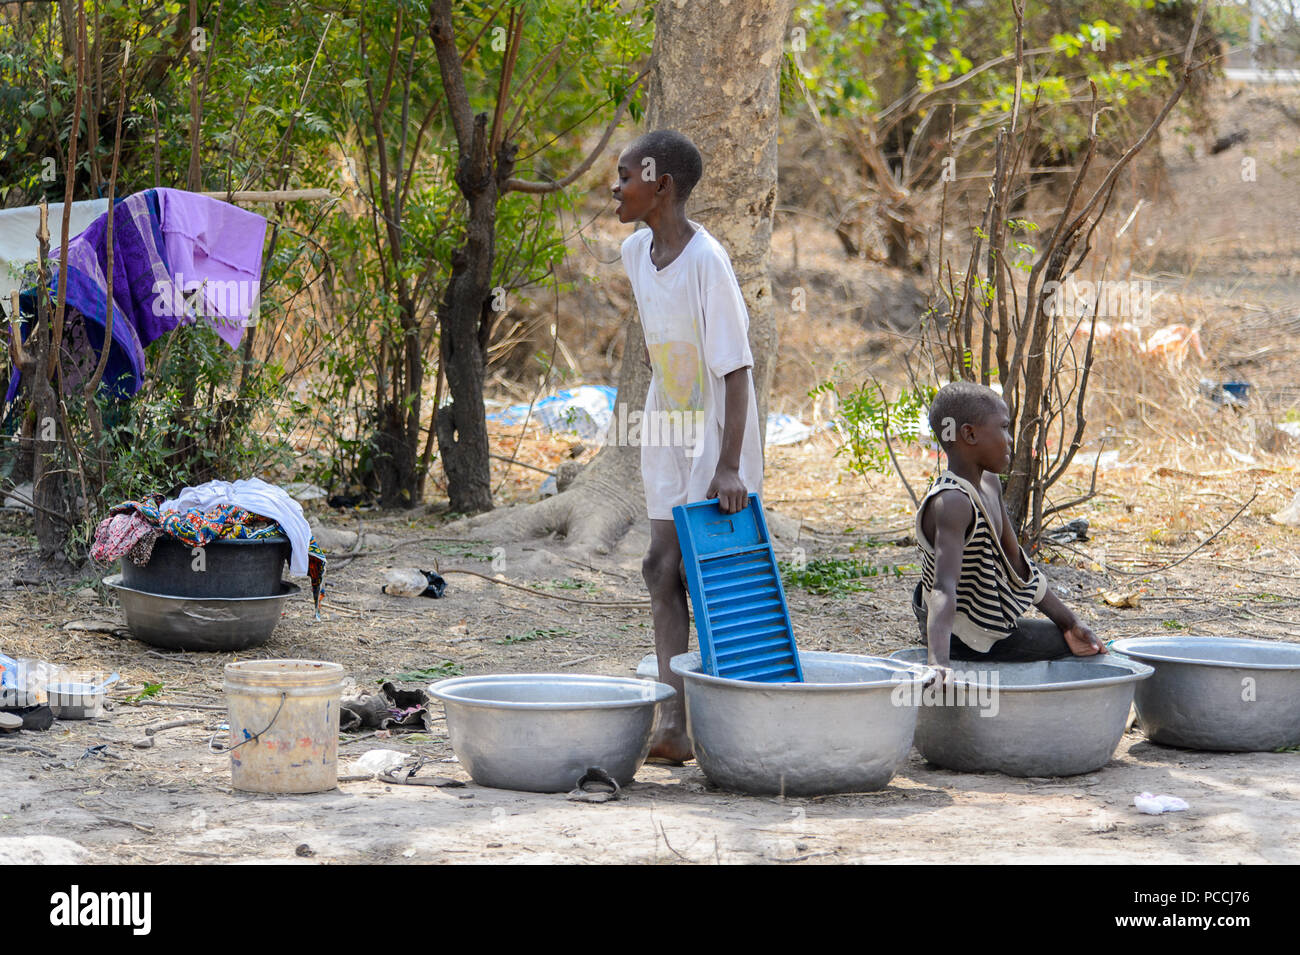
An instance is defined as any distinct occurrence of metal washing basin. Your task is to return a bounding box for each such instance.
[428,673,675,793]
[1112,636,1300,751]
[891,648,1153,776]
[670,650,927,796]
[105,574,299,651]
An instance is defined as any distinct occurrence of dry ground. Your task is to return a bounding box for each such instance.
[2,81,1299,865]
[1,444,1298,865]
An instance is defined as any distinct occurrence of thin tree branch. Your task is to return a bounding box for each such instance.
[502,71,646,194]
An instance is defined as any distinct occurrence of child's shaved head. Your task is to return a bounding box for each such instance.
[628,129,703,201]
[929,381,1006,449]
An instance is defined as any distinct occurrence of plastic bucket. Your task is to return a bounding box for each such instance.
[224,659,344,793]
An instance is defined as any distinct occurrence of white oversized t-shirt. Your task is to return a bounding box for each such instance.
[620,222,763,520]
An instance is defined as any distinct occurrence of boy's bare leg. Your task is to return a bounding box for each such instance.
[643,518,693,762]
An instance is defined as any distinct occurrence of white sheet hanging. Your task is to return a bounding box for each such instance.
[0,199,111,307]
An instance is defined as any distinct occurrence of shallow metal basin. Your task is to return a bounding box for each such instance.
[1112,636,1300,751]
[891,648,1153,776]
[104,574,299,651]
[669,650,927,796]
[47,682,106,720]
[428,674,675,793]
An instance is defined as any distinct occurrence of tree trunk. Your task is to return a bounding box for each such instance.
[22,208,65,560]
[461,0,795,551]
[435,112,504,514]
[29,314,65,561]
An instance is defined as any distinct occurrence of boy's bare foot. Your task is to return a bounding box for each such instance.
[648,728,694,764]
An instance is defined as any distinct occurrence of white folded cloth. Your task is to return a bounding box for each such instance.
[161,477,312,576]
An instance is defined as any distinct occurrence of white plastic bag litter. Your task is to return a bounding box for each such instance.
[350,749,408,776]
[1134,792,1189,815]
[1271,490,1300,527]
[765,412,814,447]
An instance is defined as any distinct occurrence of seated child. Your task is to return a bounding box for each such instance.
[914,381,1105,676]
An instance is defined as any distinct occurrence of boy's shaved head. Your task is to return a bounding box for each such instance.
[628,129,703,201]
[929,381,1006,449]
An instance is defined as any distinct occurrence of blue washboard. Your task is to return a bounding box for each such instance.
[672,494,803,683]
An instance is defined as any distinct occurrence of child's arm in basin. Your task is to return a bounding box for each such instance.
[925,489,971,674]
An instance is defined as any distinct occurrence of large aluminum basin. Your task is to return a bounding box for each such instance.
[428,674,675,793]
[891,648,1153,776]
[1112,636,1300,751]
[669,650,926,796]
[105,574,298,651]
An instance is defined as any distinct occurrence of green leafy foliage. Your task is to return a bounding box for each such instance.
[384,661,463,682]
[123,682,163,704]
[498,626,573,645]
[813,378,937,479]
[0,0,656,531]
[778,556,907,596]
[46,322,296,558]
[784,0,1210,270]
[535,577,599,593]
[794,0,1185,152]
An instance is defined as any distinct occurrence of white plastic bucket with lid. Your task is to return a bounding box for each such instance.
[224,659,344,793]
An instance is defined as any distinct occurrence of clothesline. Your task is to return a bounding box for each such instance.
[199,189,333,204]
[2,187,333,399]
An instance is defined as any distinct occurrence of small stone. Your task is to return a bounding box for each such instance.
[295,843,315,857]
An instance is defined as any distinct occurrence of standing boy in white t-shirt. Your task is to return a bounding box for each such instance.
[612,129,764,762]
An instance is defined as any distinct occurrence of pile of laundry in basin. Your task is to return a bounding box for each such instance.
[91,477,326,609]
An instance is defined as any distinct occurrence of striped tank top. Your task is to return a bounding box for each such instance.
[915,471,1047,652]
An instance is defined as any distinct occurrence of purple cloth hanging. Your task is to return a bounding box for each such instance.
[3,189,268,403]
[156,189,267,348]
[4,190,172,401]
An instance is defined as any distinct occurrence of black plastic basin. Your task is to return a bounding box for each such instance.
[120,535,290,598]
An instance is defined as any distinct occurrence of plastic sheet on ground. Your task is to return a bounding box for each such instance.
[1074,450,1121,471]
[1134,792,1189,815]
[765,412,814,446]
[487,385,618,442]
[488,384,817,447]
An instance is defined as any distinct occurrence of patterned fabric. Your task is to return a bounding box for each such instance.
[90,512,160,566]
[107,494,326,611]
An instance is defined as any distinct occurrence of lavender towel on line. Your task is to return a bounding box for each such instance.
[156,188,268,348]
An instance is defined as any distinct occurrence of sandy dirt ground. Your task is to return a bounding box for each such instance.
[2,450,1299,865]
